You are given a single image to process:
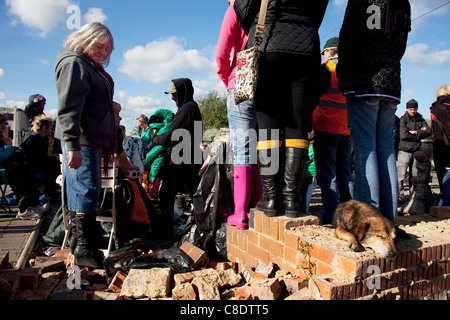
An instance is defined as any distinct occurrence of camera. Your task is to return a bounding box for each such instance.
[125,169,140,179]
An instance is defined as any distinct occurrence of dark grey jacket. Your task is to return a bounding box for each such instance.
[399,111,431,153]
[54,52,114,151]
[234,0,328,56]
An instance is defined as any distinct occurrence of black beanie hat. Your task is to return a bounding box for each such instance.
[406,99,418,109]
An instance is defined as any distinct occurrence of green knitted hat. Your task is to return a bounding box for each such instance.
[321,37,339,54]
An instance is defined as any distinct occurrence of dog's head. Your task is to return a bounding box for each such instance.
[357,217,400,259]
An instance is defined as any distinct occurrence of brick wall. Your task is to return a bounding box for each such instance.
[226,209,450,300]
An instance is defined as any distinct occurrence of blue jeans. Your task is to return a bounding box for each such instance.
[439,169,450,206]
[61,143,103,214]
[313,130,354,221]
[227,89,258,166]
[346,97,399,221]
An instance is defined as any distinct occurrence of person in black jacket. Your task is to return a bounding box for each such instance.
[234,0,328,218]
[20,115,60,199]
[337,0,411,222]
[429,85,450,204]
[151,78,203,239]
[397,99,431,198]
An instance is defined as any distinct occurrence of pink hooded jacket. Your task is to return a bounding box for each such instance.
[216,5,247,91]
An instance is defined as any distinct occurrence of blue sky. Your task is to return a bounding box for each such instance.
[0,0,449,133]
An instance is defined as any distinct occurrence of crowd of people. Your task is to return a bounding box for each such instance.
[1,0,449,270]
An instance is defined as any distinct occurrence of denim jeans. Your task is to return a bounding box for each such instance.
[346,97,399,221]
[61,143,102,214]
[227,89,258,166]
[439,169,450,206]
[313,130,354,221]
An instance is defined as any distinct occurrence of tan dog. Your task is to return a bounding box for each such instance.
[332,200,409,259]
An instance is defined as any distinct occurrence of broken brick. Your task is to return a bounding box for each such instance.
[179,241,209,269]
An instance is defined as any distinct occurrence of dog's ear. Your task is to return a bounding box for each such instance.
[355,222,370,242]
[395,226,410,242]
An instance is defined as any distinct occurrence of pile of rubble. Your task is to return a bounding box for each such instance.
[0,241,312,300]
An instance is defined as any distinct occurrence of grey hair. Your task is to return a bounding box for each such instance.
[63,22,114,66]
[436,85,450,99]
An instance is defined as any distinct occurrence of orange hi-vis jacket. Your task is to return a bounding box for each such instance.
[312,59,350,135]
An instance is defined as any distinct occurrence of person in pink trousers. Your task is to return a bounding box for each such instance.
[216,0,262,230]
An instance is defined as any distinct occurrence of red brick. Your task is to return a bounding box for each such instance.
[270,218,280,240]
[248,228,259,246]
[261,213,271,236]
[234,278,282,300]
[259,234,283,258]
[248,242,269,261]
[179,241,209,269]
[108,271,127,293]
[254,260,275,280]
[430,206,450,218]
[253,210,263,232]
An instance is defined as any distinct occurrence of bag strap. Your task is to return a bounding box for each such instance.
[255,0,269,46]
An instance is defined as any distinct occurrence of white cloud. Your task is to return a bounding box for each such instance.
[6,1,108,36]
[402,89,415,102]
[118,36,217,85]
[405,43,450,66]
[83,8,107,24]
[0,92,6,100]
[333,0,348,7]
[0,68,4,79]
[0,99,27,109]
[6,0,74,36]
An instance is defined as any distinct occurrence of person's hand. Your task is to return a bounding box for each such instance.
[68,150,82,169]
[421,127,428,131]
[409,130,418,134]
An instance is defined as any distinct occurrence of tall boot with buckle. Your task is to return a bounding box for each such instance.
[227,165,253,230]
[73,213,104,268]
[255,141,284,217]
[283,140,309,218]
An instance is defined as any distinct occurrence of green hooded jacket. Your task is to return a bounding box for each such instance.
[144,109,175,182]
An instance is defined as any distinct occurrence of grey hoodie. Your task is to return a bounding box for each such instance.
[54,51,114,151]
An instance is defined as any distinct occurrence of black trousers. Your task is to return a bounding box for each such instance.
[255,53,321,142]
[156,163,201,237]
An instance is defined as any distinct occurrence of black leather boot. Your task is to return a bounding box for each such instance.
[283,147,309,218]
[68,211,78,254]
[73,213,104,268]
[255,145,284,217]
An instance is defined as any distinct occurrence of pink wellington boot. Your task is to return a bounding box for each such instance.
[250,164,263,219]
[227,165,253,230]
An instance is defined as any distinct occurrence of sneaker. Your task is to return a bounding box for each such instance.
[29,205,46,215]
[16,207,41,220]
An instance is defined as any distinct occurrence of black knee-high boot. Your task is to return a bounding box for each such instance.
[255,142,284,217]
[73,213,103,268]
[283,145,309,218]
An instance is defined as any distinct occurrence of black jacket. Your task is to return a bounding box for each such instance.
[398,111,431,153]
[430,95,450,146]
[337,0,410,102]
[153,78,203,166]
[234,0,328,56]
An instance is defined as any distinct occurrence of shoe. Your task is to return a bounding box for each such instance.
[72,213,104,268]
[283,146,309,218]
[256,143,285,217]
[227,165,253,230]
[16,207,41,220]
[29,205,46,215]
